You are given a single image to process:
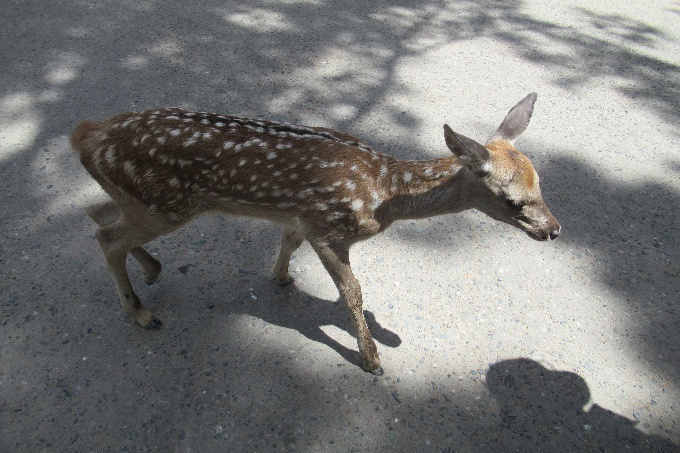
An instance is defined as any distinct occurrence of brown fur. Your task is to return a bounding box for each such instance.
[486,140,536,190]
[73,94,559,374]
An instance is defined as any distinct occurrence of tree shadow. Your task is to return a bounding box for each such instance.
[2,0,680,451]
[540,154,680,380]
[487,358,678,452]
[461,3,680,125]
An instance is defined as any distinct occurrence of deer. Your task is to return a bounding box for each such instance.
[71,93,560,375]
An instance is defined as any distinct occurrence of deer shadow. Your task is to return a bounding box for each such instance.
[486,358,677,452]
[211,276,402,369]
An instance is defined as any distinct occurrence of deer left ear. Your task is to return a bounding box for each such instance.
[443,124,491,174]
[486,92,537,145]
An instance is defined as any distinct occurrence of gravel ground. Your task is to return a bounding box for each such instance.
[1,1,678,452]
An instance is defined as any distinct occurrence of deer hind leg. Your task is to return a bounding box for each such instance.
[87,201,162,284]
[272,228,305,285]
[95,218,166,329]
[310,240,382,375]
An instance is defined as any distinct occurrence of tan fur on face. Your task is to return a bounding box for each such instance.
[486,140,536,190]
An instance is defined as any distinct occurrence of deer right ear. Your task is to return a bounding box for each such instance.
[443,124,491,174]
[486,92,537,145]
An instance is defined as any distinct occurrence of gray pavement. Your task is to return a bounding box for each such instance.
[1,1,679,451]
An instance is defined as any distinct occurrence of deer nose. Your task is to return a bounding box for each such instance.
[549,225,561,240]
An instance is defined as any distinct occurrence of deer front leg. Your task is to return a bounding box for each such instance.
[311,240,382,375]
[273,228,305,285]
[95,220,163,329]
[88,201,161,284]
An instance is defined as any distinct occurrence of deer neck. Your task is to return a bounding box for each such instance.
[384,156,482,221]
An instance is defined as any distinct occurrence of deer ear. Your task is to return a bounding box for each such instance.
[486,92,537,145]
[443,124,491,174]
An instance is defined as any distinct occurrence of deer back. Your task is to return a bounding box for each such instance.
[71,109,397,237]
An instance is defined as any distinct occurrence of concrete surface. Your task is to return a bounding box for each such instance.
[1,1,679,451]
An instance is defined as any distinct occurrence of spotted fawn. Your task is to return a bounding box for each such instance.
[71,93,560,374]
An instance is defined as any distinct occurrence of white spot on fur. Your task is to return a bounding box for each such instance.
[239,158,247,166]
[223,141,235,150]
[350,199,364,211]
[123,161,136,177]
[327,211,346,221]
[345,180,356,191]
[156,136,167,144]
[267,151,278,160]
[170,129,181,136]
[403,172,413,183]
[297,189,313,199]
[105,145,117,165]
[370,191,382,209]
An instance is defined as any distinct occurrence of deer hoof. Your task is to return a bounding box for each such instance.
[143,316,163,329]
[275,273,294,286]
[136,311,163,329]
[367,366,384,376]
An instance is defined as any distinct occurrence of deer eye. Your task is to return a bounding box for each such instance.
[508,199,526,209]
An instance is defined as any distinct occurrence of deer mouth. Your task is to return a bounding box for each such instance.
[525,225,560,241]
[526,230,551,241]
